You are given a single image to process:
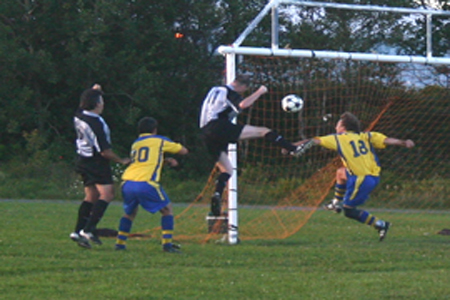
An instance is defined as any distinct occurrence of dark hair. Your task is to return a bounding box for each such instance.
[79,89,104,110]
[340,112,361,133]
[138,117,158,134]
[234,74,251,86]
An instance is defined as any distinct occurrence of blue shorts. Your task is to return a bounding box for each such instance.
[343,174,380,207]
[121,181,170,215]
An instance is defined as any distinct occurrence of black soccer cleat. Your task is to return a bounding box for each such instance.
[171,243,182,250]
[70,232,92,249]
[163,246,182,254]
[80,230,103,245]
[211,192,222,216]
[90,235,103,245]
[377,221,391,242]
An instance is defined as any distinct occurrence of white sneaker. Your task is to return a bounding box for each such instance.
[69,232,79,241]
[375,221,391,242]
[70,232,91,249]
[323,199,342,213]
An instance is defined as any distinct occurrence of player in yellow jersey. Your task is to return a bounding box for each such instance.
[292,112,415,241]
[115,117,188,252]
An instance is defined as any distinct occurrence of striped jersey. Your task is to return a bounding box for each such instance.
[121,134,183,183]
[199,85,243,128]
[316,131,387,176]
[74,109,111,159]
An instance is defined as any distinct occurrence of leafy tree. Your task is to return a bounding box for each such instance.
[0,0,448,179]
[0,0,266,175]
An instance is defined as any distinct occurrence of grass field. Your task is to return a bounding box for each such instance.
[1,200,450,300]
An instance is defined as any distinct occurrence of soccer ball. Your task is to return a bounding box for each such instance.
[281,94,303,113]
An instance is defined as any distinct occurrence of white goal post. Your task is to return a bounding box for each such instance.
[220,0,450,245]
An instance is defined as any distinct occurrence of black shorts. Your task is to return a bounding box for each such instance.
[75,156,113,186]
[201,119,244,160]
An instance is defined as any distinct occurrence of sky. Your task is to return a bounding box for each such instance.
[414,0,446,9]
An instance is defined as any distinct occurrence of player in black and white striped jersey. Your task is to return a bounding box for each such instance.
[199,74,302,216]
[70,84,131,249]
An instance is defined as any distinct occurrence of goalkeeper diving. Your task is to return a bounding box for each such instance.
[289,112,415,241]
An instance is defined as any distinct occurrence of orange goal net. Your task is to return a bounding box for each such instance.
[151,56,450,243]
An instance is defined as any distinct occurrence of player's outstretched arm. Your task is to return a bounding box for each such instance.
[165,157,180,168]
[177,146,189,155]
[101,149,131,165]
[164,146,188,170]
[384,138,415,148]
[292,138,321,147]
[239,85,268,109]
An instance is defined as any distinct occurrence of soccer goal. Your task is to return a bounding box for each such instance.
[146,1,450,244]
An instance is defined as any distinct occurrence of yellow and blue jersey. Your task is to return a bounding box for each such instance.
[121,133,183,183]
[316,131,387,176]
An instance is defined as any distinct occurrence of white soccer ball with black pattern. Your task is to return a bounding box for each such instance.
[281,94,303,113]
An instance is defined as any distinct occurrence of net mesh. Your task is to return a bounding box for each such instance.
[147,56,450,243]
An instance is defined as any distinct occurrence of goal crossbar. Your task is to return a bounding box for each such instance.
[218,45,450,65]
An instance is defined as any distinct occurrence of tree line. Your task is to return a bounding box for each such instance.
[1,0,448,178]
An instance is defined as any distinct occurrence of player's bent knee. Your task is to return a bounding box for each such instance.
[124,214,136,221]
[336,167,347,181]
[160,204,173,216]
[343,207,360,220]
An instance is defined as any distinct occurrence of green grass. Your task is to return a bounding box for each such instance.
[1,201,450,300]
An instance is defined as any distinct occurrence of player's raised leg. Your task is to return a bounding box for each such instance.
[343,206,391,241]
[342,175,390,241]
[239,125,299,153]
